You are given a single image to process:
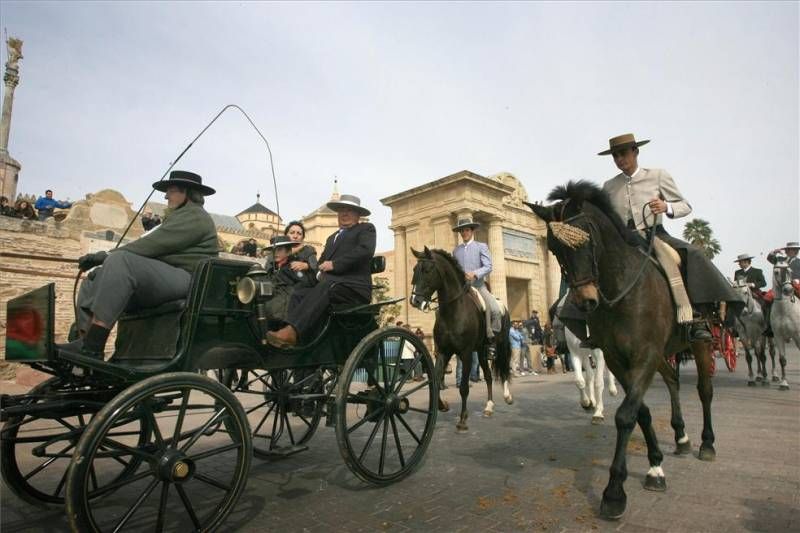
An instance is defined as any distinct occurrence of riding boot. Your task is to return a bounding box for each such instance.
[763,302,774,337]
[688,321,712,342]
[57,324,109,359]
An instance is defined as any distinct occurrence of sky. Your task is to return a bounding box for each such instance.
[1,1,798,276]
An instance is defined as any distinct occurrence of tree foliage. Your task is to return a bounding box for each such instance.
[682,218,721,259]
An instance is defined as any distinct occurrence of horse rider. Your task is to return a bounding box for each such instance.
[764,241,800,335]
[733,252,770,336]
[451,216,502,345]
[266,194,376,348]
[59,171,219,357]
[767,241,800,280]
[599,133,743,340]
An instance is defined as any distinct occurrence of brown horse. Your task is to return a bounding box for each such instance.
[409,247,512,432]
[527,181,716,520]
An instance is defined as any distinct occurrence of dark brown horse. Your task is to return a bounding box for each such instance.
[527,181,716,520]
[409,247,512,432]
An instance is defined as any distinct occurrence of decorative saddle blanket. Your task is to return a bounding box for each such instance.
[468,287,507,314]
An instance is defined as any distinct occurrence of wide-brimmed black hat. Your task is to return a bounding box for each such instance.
[598,133,651,156]
[152,170,216,196]
[452,216,480,232]
[327,194,370,216]
[266,235,294,250]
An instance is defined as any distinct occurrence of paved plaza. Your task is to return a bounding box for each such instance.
[2,346,799,532]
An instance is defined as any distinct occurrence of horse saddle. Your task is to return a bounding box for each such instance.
[468,287,507,314]
[469,287,487,312]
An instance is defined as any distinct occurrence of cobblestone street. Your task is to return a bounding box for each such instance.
[2,345,799,532]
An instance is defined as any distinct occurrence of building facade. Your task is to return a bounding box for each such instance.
[380,170,560,334]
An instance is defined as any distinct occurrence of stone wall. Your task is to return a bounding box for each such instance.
[0,216,83,379]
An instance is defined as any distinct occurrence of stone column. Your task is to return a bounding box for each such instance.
[0,37,23,201]
[392,226,408,322]
[487,217,507,305]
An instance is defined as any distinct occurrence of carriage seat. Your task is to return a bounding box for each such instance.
[112,299,187,363]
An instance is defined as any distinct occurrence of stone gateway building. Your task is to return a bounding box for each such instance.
[380,170,561,335]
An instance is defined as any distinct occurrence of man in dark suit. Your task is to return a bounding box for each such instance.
[733,253,767,290]
[267,194,376,347]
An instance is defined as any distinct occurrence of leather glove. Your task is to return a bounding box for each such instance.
[78,251,108,272]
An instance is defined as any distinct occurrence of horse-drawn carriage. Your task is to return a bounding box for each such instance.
[2,256,438,531]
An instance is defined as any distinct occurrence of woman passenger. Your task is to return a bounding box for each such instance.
[284,220,318,283]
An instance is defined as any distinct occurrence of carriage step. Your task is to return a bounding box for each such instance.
[263,445,309,458]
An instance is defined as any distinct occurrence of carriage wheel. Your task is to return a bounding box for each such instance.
[1,377,148,507]
[335,327,437,485]
[220,368,329,460]
[66,372,251,532]
[722,328,737,372]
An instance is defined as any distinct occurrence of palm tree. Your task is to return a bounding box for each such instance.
[683,218,721,259]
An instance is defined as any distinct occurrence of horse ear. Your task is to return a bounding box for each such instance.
[423,246,432,257]
[411,247,423,259]
[525,201,553,222]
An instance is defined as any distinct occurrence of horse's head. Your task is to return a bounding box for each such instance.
[772,258,794,296]
[410,246,440,311]
[526,181,636,313]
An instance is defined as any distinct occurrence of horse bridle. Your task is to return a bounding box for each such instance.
[553,202,657,308]
[410,257,471,312]
[773,264,796,302]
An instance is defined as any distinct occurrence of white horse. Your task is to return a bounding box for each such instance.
[770,260,800,390]
[733,282,771,386]
[565,324,618,423]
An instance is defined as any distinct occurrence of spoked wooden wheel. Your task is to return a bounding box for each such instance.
[335,327,437,485]
[220,368,330,460]
[0,377,145,507]
[66,372,252,532]
[721,328,737,372]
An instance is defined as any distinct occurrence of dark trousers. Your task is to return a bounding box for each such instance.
[286,280,369,341]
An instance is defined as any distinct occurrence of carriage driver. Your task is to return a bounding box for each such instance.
[58,171,219,358]
[452,216,502,343]
[600,133,743,340]
[266,194,376,348]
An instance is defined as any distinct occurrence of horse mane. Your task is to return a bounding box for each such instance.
[547,180,645,247]
[430,249,466,279]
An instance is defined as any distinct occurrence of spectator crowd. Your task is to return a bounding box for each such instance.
[1,190,72,221]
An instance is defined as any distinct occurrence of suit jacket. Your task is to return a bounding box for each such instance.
[319,222,376,299]
[602,168,691,230]
[734,267,767,289]
[452,240,492,287]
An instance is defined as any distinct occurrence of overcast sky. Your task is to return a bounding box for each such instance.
[1,1,797,276]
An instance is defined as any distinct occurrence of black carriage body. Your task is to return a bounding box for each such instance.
[51,258,386,381]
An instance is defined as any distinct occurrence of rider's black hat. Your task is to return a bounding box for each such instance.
[152,170,216,196]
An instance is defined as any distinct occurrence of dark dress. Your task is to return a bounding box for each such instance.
[264,245,318,324]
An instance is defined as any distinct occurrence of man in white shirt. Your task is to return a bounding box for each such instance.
[599,133,742,340]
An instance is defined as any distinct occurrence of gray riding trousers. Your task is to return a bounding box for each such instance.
[77,250,191,331]
[474,283,502,337]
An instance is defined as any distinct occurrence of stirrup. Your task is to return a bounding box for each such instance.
[487,344,496,360]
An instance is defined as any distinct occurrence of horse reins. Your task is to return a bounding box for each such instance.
[411,258,471,312]
[558,202,658,308]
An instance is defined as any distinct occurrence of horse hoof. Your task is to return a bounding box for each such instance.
[747,380,756,387]
[643,475,667,492]
[599,495,627,520]
[779,383,790,391]
[755,376,763,382]
[581,403,594,411]
[698,444,716,462]
[504,396,514,405]
[483,409,493,417]
[772,376,780,383]
[456,425,468,433]
[591,416,604,425]
[674,440,692,455]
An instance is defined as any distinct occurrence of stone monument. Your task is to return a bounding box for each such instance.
[0,36,23,201]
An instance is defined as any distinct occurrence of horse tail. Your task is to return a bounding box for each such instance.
[493,310,512,383]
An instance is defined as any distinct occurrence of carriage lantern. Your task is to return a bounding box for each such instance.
[236,263,274,340]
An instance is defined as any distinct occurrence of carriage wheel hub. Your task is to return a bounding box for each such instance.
[385,394,410,414]
[157,449,195,483]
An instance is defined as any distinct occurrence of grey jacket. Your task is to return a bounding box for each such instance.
[602,168,691,230]
[452,240,492,287]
